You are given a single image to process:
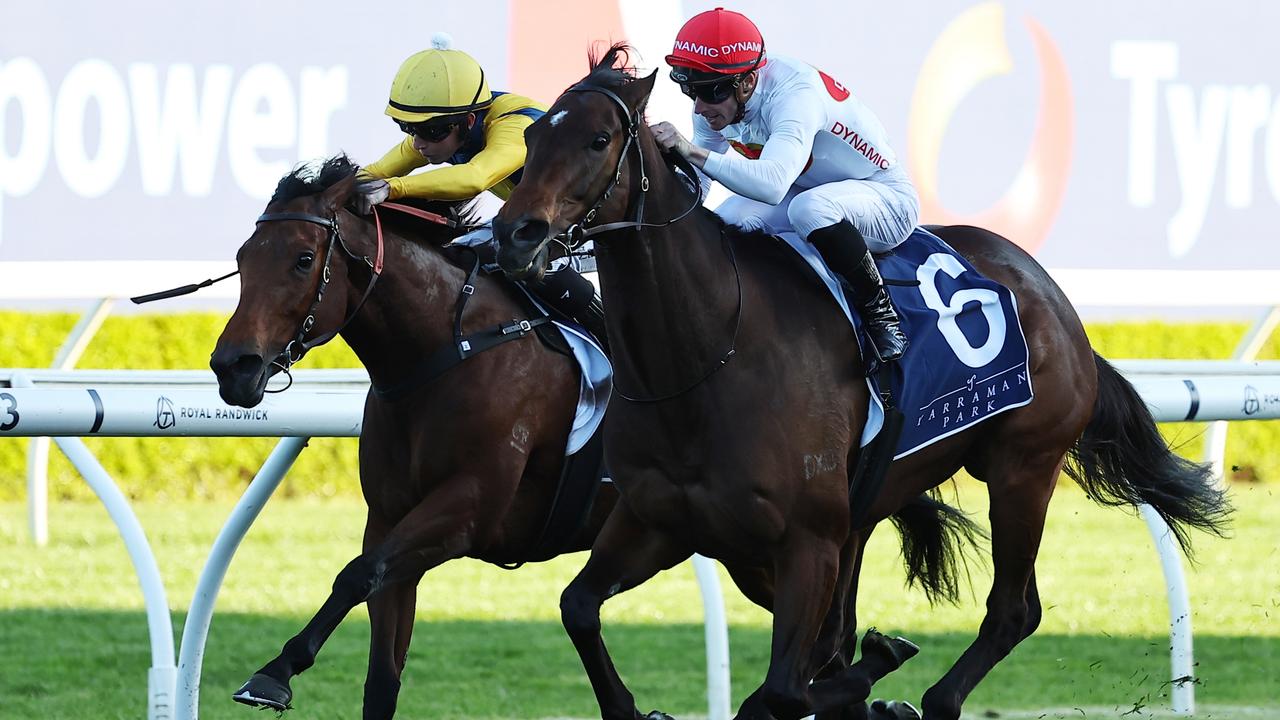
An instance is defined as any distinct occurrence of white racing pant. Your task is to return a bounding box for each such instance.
[714,164,920,252]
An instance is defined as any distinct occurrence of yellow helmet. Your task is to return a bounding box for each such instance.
[385,46,492,123]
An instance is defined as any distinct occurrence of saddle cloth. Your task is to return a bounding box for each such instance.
[779,227,1034,459]
[553,321,611,455]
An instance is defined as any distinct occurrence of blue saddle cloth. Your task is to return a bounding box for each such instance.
[779,227,1034,459]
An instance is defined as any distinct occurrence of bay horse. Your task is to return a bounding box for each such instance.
[209,155,616,718]
[493,46,1230,720]
[209,155,973,719]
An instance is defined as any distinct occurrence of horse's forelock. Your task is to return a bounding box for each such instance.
[265,154,476,242]
[315,155,360,191]
[585,42,637,88]
[270,154,360,205]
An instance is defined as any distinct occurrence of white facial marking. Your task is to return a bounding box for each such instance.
[549,110,568,126]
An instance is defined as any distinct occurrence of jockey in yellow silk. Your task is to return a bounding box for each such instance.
[355,38,545,208]
[355,35,608,351]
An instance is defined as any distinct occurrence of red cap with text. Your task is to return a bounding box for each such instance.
[665,7,767,75]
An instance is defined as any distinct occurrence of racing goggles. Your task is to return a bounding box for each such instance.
[395,119,458,142]
[670,69,741,104]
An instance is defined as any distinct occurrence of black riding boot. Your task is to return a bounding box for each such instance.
[808,221,908,363]
[575,294,610,355]
[527,267,610,355]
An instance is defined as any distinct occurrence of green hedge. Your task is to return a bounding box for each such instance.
[0,311,1276,501]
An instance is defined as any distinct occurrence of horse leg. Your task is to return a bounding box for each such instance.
[917,458,1058,720]
[813,528,873,720]
[734,530,842,720]
[731,530,872,720]
[561,503,691,720]
[361,572,423,720]
[821,527,877,673]
[803,528,917,720]
[726,550,903,719]
[716,562,785,720]
[724,562,774,610]
[233,483,485,713]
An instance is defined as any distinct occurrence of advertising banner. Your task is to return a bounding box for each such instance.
[2,1,1277,304]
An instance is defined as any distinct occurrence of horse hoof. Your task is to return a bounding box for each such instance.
[643,711,676,720]
[861,629,920,669]
[231,673,292,711]
[868,699,921,720]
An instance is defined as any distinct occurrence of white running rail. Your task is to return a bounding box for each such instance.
[3,365,1278,718]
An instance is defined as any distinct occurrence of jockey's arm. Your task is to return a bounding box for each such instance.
[361,136,427,184]
[690,116,729,199]
[367,114,533,201]
[701,88,825,205]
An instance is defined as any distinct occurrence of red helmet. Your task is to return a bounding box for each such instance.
[665,7,767,77]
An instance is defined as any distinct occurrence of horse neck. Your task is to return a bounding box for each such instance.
[595,139,742,394]
[333,218,466,386]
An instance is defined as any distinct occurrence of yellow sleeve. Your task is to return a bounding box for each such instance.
[361,137,429,183]
[387,112,534,201]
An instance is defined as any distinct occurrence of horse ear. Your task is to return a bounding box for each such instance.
[622,70,658,115]
[320,173,357,213]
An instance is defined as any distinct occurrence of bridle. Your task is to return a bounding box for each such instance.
[253,209,382,380]
[551,82,703,252]
[253,202,456,389]
[135,201,452,391]
[540,81,744,404]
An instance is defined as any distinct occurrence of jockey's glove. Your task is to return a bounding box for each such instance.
[353,179,391,215]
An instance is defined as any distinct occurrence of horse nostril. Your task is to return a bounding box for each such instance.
[512,219,550,246]
[232,354,263,376]
[212,353,264,379]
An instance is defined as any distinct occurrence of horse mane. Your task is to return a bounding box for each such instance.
[270,154,481,242]
[270,154,362,205]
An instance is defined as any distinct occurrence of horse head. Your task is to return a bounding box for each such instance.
[211,158,363,406]
[495,44,657,280]
[211,155,466,407]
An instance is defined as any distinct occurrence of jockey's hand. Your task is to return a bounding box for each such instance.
[650,122,693,157]
[353,179,391,215]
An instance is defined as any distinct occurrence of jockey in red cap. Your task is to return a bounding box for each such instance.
[653,7,918,363]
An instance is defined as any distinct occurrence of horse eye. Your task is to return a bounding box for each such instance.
[296,252,315,271]
[590,134,610,151]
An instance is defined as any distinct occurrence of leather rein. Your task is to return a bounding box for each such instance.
[251,202,453,380]
[134,201,547,397]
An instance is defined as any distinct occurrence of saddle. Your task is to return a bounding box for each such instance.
[437,242,608,567]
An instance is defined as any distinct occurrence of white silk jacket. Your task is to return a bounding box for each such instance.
[695,55,899,204]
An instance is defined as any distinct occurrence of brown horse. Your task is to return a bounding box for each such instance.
[208,155,618,719]
[493,47,1230,720]
[209,155,972,719]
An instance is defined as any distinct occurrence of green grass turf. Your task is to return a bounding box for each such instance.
[1,480,1275,719]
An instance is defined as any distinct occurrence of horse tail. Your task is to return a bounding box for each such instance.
[889,491,986,605]
[1064,353,1232,556]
